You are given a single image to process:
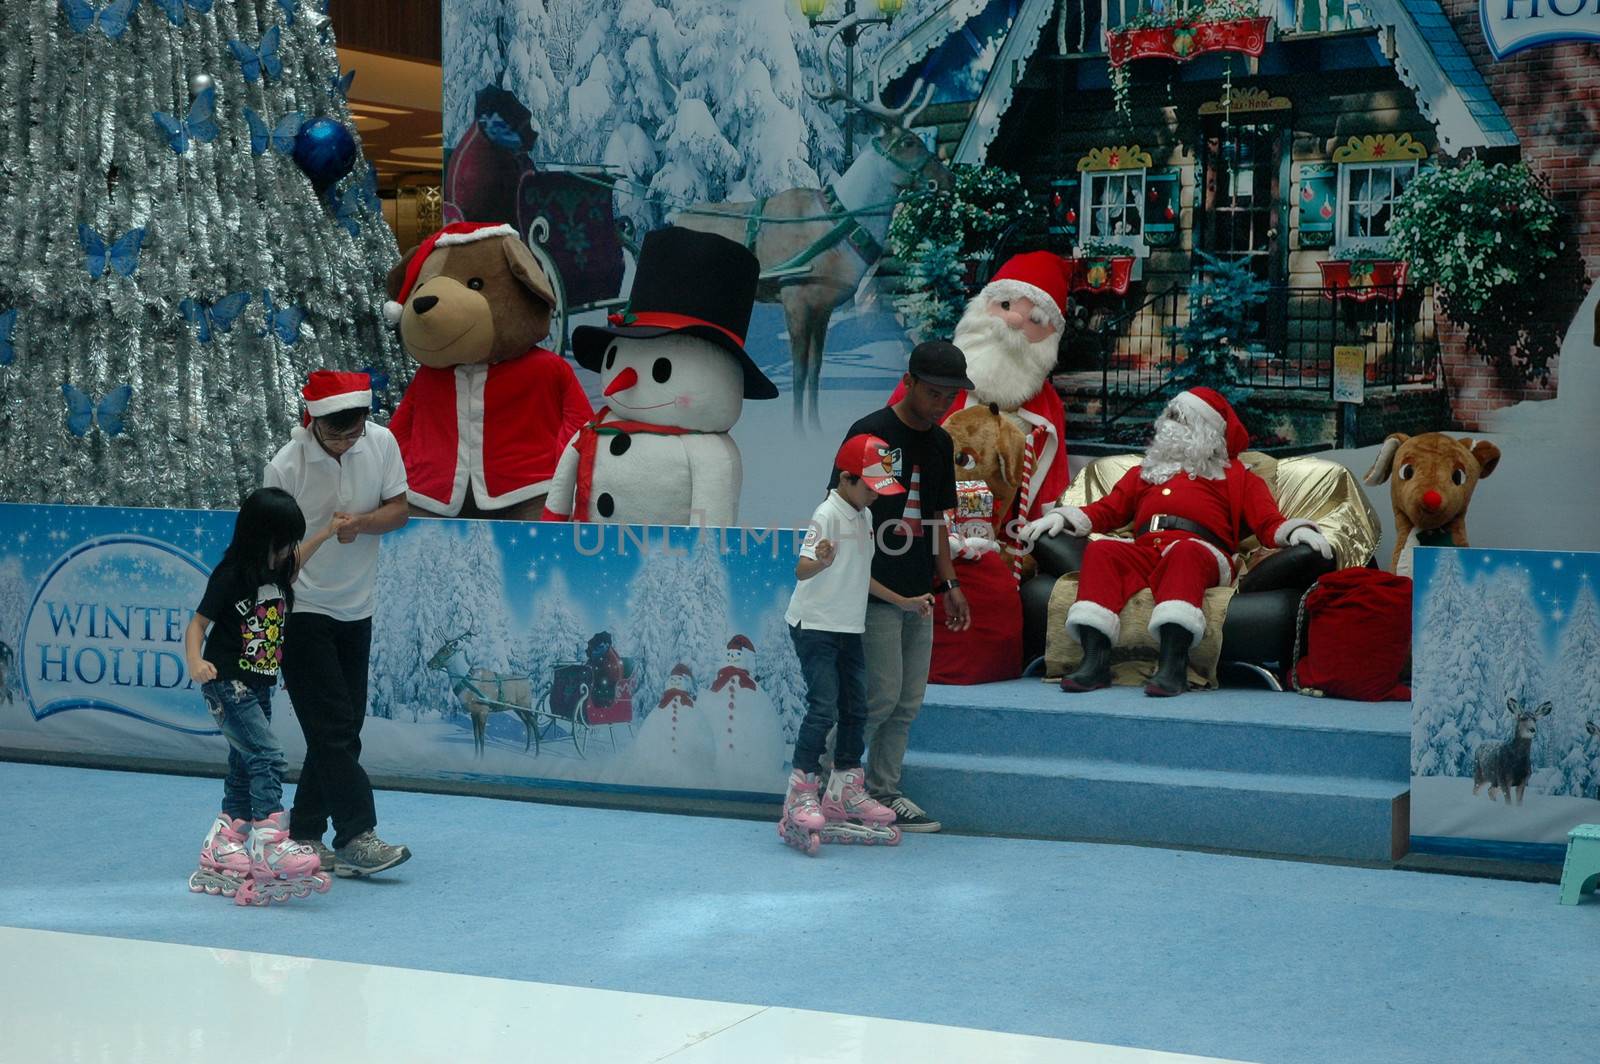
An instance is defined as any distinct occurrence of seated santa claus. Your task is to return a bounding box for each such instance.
[1021,387,1333,697]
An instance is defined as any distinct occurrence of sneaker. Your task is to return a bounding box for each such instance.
[296,838,336,873]
[334,830,411,878]
[884,794,942,833]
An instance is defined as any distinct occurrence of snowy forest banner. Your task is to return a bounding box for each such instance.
[0,503,807,800]
[1410,546,1600,862]
[441,0,1008,531]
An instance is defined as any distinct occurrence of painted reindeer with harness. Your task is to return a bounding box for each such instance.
[425,625,538,759]
[673,13,949,431]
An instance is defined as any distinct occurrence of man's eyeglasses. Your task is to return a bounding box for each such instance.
[316,422,367,444]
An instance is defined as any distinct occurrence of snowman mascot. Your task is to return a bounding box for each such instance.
[710,635,789,790]
[540,228,777,526]
[627,662,715,788]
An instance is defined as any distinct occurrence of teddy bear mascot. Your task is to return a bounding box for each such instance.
[540,227,776,526]
[888,251,1074,683]
[1021,388,1335,696]
[385,221,594,519]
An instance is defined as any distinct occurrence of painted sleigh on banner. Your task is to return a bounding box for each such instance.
[426,628,636,760]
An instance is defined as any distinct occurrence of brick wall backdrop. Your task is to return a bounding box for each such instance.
[1433,3,1600,428]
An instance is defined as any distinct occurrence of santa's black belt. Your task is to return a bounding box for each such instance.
[1142,514,1230,554]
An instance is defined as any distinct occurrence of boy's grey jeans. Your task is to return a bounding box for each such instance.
[860,600,935,798]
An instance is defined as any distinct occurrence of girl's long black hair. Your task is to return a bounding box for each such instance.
[217,487,306,608]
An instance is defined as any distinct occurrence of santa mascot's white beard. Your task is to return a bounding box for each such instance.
[1141,410,1229,483]
[952,296,1061,410]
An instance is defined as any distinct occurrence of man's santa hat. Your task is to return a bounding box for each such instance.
[978,251,1071,332]
[300,369,371,427]
[383,221,519,326]
[1169,387,1250,458]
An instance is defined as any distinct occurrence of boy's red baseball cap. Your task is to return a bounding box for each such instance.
[835,434,906,495]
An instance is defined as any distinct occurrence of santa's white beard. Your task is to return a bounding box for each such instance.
[952,298,1060,410]
[1141,413,1229,483]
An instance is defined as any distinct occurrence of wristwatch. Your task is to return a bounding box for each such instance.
[934,578,961,594]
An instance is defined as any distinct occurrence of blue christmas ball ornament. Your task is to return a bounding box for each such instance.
[292,118,358,193]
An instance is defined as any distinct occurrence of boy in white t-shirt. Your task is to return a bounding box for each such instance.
[780,435,935,853]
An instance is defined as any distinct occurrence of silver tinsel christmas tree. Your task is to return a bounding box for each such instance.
[0,0,406,508]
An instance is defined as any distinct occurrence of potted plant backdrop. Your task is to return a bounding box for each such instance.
[1070,240,1140,296]
[1318,245,1409,302]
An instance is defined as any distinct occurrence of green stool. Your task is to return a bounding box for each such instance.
[1559,823,1600,905]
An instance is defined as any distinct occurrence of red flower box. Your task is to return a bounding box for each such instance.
[1107,27,1179,66]
[1191,17,1271,58]
[1067,256,1136,296]
[1107,17,1270,66]
[1318,260,1409,302]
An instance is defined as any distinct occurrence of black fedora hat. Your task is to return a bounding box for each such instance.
[573,227,778,400]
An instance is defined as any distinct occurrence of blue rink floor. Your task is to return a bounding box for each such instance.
[2,762,1596,1064]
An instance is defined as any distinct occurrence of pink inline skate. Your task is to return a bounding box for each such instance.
[818,767,900,846]
[777,769,827,856]
[235,812,332,907]
[189,814,252,898]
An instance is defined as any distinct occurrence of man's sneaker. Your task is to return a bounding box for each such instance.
[296,838,336,873]
[885,795,942,833]
[333,831,411,878]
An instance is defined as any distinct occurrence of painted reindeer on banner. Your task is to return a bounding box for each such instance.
[674,13,949,431]
[426,626,538,759]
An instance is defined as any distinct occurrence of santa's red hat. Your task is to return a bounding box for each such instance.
[383,221,519,326]
[979,252,1070,331]
[1170,387,1250,458]
[300,370,371,427]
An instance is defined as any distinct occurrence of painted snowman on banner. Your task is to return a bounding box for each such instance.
[541,228,778,526]
[710,635,789,790]
[626,663,715,788]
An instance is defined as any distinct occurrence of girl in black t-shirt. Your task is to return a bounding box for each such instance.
[184,487,338,905]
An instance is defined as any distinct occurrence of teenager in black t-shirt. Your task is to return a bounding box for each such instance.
[830,341,973,833]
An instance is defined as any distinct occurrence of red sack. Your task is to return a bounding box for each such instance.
[929,550,1022,685]
[1291,569,1412,701]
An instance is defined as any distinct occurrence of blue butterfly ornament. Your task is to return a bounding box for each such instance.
[330,69,355,99]
[78,225,147,279]
[0,309,17,367]
[63,383,133,437]
[276,0,297,25]
[150,0,213,26]
[59,0,139,41]
[180,292,252,343]
[152,84,218,154]
[359,365,391,414]
[243,107,304,156]
[228,26,283,83]
[260,290,306,345]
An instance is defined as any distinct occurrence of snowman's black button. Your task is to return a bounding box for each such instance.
[597,493,615,518]
[609,433,631,456]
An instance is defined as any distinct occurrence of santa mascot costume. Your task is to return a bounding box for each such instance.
[889,251,1073,683]
[1022,387,1334,696]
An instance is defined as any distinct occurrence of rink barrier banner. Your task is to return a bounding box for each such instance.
[0,503,824,801]
[1409,546,1600,862]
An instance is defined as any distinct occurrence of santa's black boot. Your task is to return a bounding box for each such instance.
[1145,624,1193,697]
[1060,627,1112,693]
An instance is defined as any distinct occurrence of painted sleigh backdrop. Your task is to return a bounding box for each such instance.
[0,504,806,800]
[1409,546,1600,862]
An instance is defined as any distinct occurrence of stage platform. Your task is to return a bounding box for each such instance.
[901,680,1411,864]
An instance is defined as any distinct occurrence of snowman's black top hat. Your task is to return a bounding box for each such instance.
[573,227,779,400]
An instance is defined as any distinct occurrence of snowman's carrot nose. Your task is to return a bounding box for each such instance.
[604,367,639,397]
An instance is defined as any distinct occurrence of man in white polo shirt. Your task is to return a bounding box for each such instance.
[264,370,412,879]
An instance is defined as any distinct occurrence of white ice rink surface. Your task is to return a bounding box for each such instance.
[0,926,1255,1064]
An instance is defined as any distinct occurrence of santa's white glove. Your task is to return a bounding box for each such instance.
[1020,505,1091,544]
[948,533,999,561]
[1288,524,1334,561]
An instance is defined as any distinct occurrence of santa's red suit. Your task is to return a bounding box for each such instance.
[1066,392,1313,647]
[389,349,592,515]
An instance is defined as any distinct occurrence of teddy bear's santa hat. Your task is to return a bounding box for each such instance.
[383,221,518,326]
